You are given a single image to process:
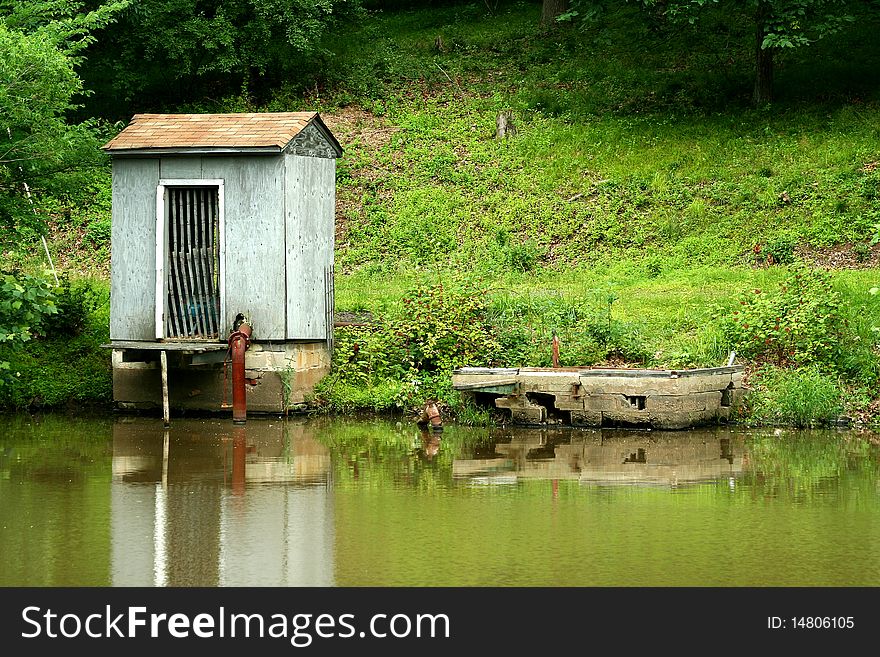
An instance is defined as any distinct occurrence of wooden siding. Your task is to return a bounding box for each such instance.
[160,157,202,179]
[201,156,286,339]
[110,159,160,340]
[285,155,335,340]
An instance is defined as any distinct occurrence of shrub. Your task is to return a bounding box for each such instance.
[0,272,57,382]
[84,218,112,247]
[720,267,852,372]
[762,235,797,265]
[42,277,103,337]
[393,277,500,372]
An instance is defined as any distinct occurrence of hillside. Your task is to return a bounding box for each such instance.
[6,1,880,425]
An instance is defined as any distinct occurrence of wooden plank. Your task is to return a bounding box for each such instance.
[110,159,160,340]
[187,188,208,335]
[285,155,333,339]
[453,367,520,375]
[102,341,226,351]
[182,188,201,335]
[160,157,202,179]
[197,188,216,337]
[172,190,192,336]
[155,185,166,339]
[160,350,170,427]
[452,378,518,391]
[208,189,220,336]
[323,159,335,347]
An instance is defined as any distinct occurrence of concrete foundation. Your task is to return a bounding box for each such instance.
[453,366,745,430]
[112,341,330,414]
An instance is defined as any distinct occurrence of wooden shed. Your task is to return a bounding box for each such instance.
[103,112,341,413]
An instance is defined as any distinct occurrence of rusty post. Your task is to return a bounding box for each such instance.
[228,322,252,424]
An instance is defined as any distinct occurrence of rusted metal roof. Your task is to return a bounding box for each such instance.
[103,112,341,155]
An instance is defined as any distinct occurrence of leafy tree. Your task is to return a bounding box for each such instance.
[0,2,124,374]
[656,0,856,104]
[542,0,571,27]
[0,1,126,248]
[82,0,365,111]
[567,0,862,104]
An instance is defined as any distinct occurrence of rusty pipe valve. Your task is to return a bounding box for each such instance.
[419,400,443,430]
[228,321,252,424]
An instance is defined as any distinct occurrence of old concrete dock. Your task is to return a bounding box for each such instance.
[452,365,745,429]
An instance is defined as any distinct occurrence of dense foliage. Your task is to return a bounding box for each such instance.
[0,1,124,248]
[81,0,365,112]
[0,273,57,380]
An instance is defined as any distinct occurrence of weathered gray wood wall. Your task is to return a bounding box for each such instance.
[285,154,335,340]
[201,156,286,339]
[110,159,160,340]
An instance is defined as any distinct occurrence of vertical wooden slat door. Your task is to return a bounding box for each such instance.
[166,187,221,339]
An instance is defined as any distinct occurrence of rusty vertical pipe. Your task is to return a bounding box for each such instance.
[232,427,246,495]
[229,322,252,424]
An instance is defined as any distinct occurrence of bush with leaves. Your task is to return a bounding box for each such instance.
[394,278,500,373]
[720,267,854,372]
[316,277,502,414]
[0,272,57,380]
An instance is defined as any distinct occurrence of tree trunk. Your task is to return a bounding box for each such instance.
[753,5,774,105]
[541,0,570,29]
[496,110,516,139]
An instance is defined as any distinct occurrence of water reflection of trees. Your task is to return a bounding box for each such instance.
[739,431,880,504]
[0,414,113,586]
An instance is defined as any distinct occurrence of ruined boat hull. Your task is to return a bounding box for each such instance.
[452,366,745,430]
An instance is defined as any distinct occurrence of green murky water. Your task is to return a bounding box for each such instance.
[1,415,879,586]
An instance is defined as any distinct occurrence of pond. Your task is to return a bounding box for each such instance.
[1,415,879,586]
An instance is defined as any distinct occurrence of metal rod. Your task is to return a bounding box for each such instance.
[174,190,192,337]
[230,322,252,424]
[189,189,208,336]
[199,188,216,337]
[167,190,185,337]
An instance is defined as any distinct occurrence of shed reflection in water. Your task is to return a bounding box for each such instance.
[110,418,332,587]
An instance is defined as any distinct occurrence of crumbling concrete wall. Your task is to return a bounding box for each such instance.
[453,366,745,430]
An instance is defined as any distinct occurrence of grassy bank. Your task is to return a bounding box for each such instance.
[5,2,880,427]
